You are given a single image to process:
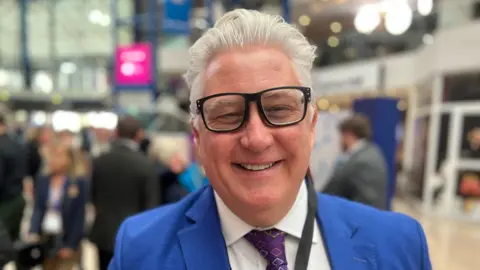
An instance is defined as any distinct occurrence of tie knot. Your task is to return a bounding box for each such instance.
[244,229,288,270]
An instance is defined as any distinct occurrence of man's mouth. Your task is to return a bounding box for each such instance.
[233,161,281,171]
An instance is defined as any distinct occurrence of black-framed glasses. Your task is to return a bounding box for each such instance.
[196,86,311,132]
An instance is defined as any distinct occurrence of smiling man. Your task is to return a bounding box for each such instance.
[108,9,431,270]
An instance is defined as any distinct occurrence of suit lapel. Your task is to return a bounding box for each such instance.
[317,194,377,270]
[178,187,230,270]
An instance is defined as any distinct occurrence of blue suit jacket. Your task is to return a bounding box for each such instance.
[109,186,431,270]
[30,175,87,249]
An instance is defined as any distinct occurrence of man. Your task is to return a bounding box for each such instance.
[109,9,431,270]
[0,114,26,245]
[323,115,388,209]
[90,116,159,270]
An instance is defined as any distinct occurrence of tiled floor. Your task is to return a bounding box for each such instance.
[5,199,480,269]
[394,200,480,270]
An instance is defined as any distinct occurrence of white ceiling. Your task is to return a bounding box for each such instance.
[0,0,132,63]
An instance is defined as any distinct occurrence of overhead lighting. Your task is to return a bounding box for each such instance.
[417,0,433,16]
[60,62,77,74]
[384,2,413,35]
[298,15,311,26]
[0,69,8,87]
[317,99,329,110]
[88,9,111,27]
[327,36,339,47]
[330,22,342,33]
[354,4,381,34]
[33,72,53,94]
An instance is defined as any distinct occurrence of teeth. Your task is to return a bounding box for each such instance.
[240,163,274,171]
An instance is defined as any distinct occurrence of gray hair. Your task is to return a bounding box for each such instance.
[183,9,317,125]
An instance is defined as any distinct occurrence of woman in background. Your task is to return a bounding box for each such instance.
[27,143,87,270]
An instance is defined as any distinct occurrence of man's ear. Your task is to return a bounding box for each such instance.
[191,119,201,160]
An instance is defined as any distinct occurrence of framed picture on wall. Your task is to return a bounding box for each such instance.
[456,169,480,214]
[460,116,480,159]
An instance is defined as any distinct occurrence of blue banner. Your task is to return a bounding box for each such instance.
[353,97,400,210]
[163,0,192,34]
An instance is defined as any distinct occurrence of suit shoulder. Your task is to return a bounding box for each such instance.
[319,194,421,235]
[117,189,204,246]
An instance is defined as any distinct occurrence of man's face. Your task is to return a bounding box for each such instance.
[193,46,317,215]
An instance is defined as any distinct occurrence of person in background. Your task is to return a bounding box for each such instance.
[22,127,42,200]
[109,9,430,270]
[90,128,111,158]
[323,114,388,209]
[0,114,26,246]
[90,116,159,270]
[27,143,87,270]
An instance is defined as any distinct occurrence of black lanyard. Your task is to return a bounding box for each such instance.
[226,175,317,270]
[294,174,317,270]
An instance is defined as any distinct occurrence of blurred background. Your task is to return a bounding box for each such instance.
[0,0,479,269]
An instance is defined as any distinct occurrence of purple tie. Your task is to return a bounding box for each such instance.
[244,228,289,270]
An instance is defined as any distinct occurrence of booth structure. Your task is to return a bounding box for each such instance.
[312,21,480,222]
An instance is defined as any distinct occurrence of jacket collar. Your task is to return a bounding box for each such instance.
[177,186,377,270]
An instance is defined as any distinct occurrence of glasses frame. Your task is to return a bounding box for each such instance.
[196,86,312,133]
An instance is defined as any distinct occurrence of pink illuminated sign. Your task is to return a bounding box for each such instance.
[114,42,153,86]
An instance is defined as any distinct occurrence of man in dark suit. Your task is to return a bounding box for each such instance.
[109,9,430,270]
[324,114,388,209]
[0,114,26,244]
[90,116,159,270]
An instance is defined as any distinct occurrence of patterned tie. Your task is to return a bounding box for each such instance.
[244,229,288,270]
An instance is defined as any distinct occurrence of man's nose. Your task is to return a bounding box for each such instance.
[239,104,274,152]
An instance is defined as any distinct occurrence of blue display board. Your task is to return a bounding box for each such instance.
[353,97,400,210]
[163,0,193,34]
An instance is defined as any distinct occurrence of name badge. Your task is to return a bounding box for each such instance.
[68,184,79,199]
[42,210,62,234]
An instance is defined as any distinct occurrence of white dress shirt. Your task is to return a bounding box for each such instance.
[214,182,331,270]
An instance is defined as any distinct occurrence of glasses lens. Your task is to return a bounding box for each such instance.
[261,88,306,125]
[202,94,245,131]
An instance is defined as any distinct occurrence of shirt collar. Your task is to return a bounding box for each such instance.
[214,181,320,246]
[347,139,366,155]
[116,139,138,151]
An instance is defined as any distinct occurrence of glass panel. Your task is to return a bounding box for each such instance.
[460,115,480,159]
[443,72,480,103]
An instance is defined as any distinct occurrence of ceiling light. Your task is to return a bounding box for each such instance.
[417,0,433,16]
[298,15,311,26]
[384,2,413,35]
[354,4,381,34]
[60,62,77,74]
[88,10,103,23]
[327,36,339,47]
[317,99,329,110]
[330,22,342,33]
[0,70,8,87]
[88,9,111,27]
